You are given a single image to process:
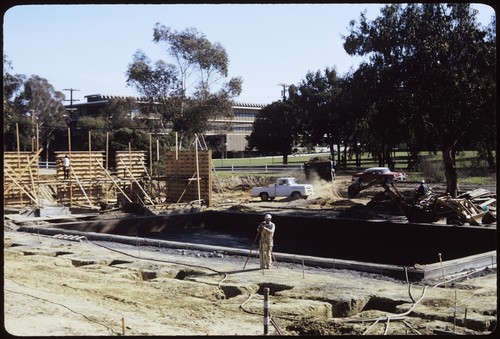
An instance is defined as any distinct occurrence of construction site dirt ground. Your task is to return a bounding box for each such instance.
[3,174,497,336]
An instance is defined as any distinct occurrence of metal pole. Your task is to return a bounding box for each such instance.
[263,287,270,335]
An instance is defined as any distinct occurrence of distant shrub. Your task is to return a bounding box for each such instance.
[418,157,444,183]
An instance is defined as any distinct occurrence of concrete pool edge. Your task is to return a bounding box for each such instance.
[16,225,497,283]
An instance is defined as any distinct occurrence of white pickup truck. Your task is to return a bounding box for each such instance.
[251,177,314,201]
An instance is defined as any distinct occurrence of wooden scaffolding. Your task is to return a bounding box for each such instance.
[3,150,43,207]
[55,151,106,208]
[4,141,213,209]
[164,150,213,206]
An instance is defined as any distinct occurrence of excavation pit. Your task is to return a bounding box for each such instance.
[18,210,496,282]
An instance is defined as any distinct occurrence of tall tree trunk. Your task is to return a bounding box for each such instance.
[336,142,341,169]
[487,148,495,171]
[282,153,288,165]
[385,144,394,170]
[355,141,361,167]
[343,144,348,169]
[407,146,420,171]
[328,138,337,169]
[443,147,458,198]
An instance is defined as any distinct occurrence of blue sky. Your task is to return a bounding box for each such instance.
[3,3,495,105]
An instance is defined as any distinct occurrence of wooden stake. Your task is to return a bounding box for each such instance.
[453,290,457,332]
[438,253,446,287]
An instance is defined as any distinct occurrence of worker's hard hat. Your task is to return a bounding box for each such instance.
[421,180,425,183]
[264,214,272,220]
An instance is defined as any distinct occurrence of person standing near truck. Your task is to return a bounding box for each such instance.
[258,213,275,269]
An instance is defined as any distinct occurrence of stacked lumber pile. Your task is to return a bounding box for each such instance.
[435,188,496,226]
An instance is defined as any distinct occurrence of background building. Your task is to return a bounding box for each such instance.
[65,94,265,158]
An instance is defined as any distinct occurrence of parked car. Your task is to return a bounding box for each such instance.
[351,167,407,183]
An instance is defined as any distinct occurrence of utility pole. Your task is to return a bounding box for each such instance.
[63,88,80,107]
[277,83,289,101]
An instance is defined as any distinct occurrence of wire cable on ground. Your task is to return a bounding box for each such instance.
[4,281,120,335]
[349,266,489,335]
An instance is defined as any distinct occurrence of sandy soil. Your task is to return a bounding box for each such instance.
[3,174,497,336]
[3,229,497,336]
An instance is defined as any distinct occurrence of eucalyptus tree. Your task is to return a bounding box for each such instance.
[3,55,26,150]
[7,75,66,158]
[331,68,372,169]
[246,101,301,164]
[343,5,417,170]
[126,25,242,146]
[343,3,495,196]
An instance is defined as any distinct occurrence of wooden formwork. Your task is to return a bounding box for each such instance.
[115,151,147,179]
[164,150,212,206]
[3,150,42,207]
[4,146,212,209]
[55,151,106,208]
[115,151,153,205]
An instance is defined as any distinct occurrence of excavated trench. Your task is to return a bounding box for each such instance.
[18,210,496,282]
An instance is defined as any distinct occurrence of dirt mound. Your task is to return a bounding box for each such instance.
[214,175,271,191]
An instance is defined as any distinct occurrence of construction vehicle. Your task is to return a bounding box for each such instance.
[347,178,496,225]
[304,157,335,181]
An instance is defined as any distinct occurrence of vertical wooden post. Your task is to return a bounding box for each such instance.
[438,253,446,287]
[128,142,132,197]
[175,132,178,160]
[16,123,20,169]
[36,123,39,152]
[16,123,22,206]
[149,133,152,178]
[88,131,92,203]
[156,138,159,162]
[27,155,38,206]
[105,132,109,203]
[68,127,72,157]
[195,135,201,204]
[68,127,73,207]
